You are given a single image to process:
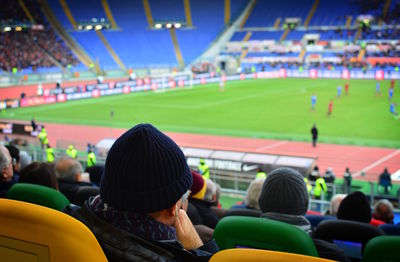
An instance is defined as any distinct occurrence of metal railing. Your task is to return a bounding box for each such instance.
[13,145,400,213]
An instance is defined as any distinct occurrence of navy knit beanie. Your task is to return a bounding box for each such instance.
[100,123,192,213]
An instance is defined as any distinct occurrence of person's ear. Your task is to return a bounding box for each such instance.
[74,173,81,181]
[167,204,178,218]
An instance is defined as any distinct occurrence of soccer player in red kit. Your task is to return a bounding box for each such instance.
[391,79,395,89]
[327,99,333,116]
[345,83,349,95]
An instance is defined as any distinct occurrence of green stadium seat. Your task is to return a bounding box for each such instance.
[7,183,70,211]
[213,216,319,257]
[362,236,400,262]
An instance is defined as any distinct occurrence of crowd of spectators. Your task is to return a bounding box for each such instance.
[0,123,399,261]
[0,0,78,72]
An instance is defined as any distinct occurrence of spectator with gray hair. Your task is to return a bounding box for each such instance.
[55,157,92,205]
[19,150,32,170]
[231,178,265,210]
[325,194,347,216]
[373,199,394,224]
[204,179,217,202]
[0,145,16,197]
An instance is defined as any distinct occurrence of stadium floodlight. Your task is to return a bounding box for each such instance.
[78,25,83,30]
[165,23,172,28]
[155,23,163,29]
[4,26,11,32]
[94,25,103,30]
[174,23,181,29]
[15,26,22,31]
[85,25,93,30]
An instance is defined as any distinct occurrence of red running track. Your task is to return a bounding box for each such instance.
[39,122,400,182]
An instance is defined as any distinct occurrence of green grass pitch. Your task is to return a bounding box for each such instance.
[3,78,400,148]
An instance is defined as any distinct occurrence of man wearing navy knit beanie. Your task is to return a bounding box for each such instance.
[67,123,218,261]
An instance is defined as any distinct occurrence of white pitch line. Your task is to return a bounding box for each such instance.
[256,141,288,152]
[354,149,400,177]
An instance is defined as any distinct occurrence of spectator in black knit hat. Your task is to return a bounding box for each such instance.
[66,123,218,261]
[337,191,372,223]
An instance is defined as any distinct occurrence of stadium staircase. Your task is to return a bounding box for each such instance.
[101,0,118,29]
[142,0,154,27]
[354,27,362,41]
[98,0,127,70]
[239,0,257,29]
[273,18,281,29]
[18,0,35,23]
[192,0,255,64]
[304,0,319,28]
[32,39,65,71]
[299,49,307,61]
[379,0,392,25]
[239,32,252,59]
[39,0,101,73]
[345,16,353,28]
[58,0,78,29]
[280,28,289,42]
[169,28,185,68]
[95,31,127,71]
[224,0,231,25]
[183,0,193,27]
[57,0,125,71]
[357,49,366,61]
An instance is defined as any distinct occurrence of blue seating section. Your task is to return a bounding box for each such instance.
[230,0,249,21]
[48,0,72,29]
[176,0,225,65]
[230,31,248,41]
[309,0,357,26]
[70,31,118,69]
[48,0,118,69]
[361,29,400,40]
[247,52,300,58]
[250,31,283,40]
[232,29,356,42]
[48,0,246,68]
[149,0,185,21]
[285,30,306,40]
[104,1,177,68]
[245,0,314,27]
[67,0,105,22]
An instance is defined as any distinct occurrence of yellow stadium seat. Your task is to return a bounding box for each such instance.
[210,248,336,262]
[0,199,107,261]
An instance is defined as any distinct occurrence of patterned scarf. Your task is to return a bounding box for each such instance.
[89,195,177,241]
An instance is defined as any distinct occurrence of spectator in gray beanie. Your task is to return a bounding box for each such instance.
[259,167,310,232]
[258,167,350,262]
